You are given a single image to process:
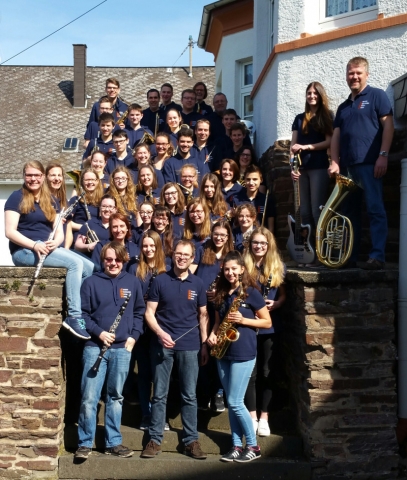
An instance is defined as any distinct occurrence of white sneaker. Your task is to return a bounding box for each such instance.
[252,418,258,435]
[258,418,270,436]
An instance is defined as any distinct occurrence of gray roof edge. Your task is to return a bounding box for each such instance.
[197,0,239,49]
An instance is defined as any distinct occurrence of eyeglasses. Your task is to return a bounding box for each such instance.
[25,173,43,179]
[238,215,253,219]
[156,143,169,147]
[100,206,116,210]
[140,211,153,216]
[251,241,268,247]
[213,233,228,239]
[83,179,97,184]
[113,139,126,144]
[114,177,128,183]
[190,210,204,216]
[174,253,191,259]
[164,191,177,197]
[181,175,195,179]
[104,257,123,263]
[106,86,118,90]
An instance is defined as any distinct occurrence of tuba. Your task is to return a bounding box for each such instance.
[316,174,357,268]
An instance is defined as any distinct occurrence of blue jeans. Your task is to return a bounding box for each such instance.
[149,343,199,445]
[12,246,94,318]
[342,164,387,262]
[217,358,256,447]
[78,346,131,448]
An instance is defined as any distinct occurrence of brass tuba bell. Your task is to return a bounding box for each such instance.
[316,174,358,268]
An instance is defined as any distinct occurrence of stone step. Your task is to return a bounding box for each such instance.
[64,425,304,458]
[59,452,311,480]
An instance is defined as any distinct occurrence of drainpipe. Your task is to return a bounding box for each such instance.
[397,158,407,441]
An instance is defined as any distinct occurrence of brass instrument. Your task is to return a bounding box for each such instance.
[316,174,357,268]
[85,222,99,244]
[154,113,160,138]
[140,131,156,146]
[66,170,82,192]
[116,109,129,125]
[261,189,269,227]
[92,137,99,154]
[237,173,246,188]
[210,286,245,360]
[177,183,194,203]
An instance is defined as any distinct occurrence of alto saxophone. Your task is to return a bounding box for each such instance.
[210,287,245,360]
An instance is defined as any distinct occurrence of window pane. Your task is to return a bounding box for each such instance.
[352,0,376,10]
[244,64,253,86]
[243,95,253,119]
[326,0,349,17]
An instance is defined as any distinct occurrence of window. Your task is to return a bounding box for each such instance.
[320,0,378,30]
[240,61,253,122]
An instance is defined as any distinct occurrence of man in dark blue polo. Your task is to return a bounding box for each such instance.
[180,89,203,129]
[105,130,133,175]
[87,78,128,127]
[329,56,394,270]
[142,89,163,135]
[142,239,209,460]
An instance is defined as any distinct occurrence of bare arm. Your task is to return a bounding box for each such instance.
[145,300,175,348]
[199,305,210,365]
[374,115,394,178]
[74,235,97,254]
[328,127,341,176]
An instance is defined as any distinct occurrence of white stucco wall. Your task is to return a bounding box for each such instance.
[253,24,407,155]
[214,28,254,114]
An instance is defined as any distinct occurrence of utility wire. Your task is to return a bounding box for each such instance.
[0,0,108,65]
[171,38,197,67]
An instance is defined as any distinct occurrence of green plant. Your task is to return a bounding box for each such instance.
[2,283,11,293]
[29,295,34,302]
[38,282,46,290]
[11,280,22,292]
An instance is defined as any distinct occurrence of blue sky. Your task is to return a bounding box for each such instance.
[0,0,215,66]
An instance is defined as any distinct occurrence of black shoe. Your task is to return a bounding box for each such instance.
[212,393,225,412]
[74,446,92,460]
[105,444,133,458]
[220,446,242,462]
[234,446,261,463]
[359,258,385,270]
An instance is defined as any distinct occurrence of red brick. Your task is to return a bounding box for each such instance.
[0,370,12,383]
[7,326,40,337]
[31,339,60,348]
[26,460,54,471]
[0,338,27,353]
[42,418,59,429]
[44,323,61,338]
[306,333,335,345]
[33,446,58,457]
[11,373,42,386]
[22,358,60,369]
[0,463,12,468]
[32,400,59,410]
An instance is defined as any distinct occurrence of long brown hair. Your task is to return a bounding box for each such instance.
[152,205,174,257]
[160,182,185,215]
[108,166,138,217]
[45,162,68,209]
[302,82,333,136]
[155,132,174,158]
[109,212,132,241]
[243,227,285,288]
[80,167,104,206]
[136,230,167,282]
[183,198,211,241]
[136,164,158,193]
[201,220,234,265]
[199,173,228,217]
[20,161,56,222]
[213,250,258,307]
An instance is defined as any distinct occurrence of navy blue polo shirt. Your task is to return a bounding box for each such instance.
[100,173,110,191]
[136,188,161,207]
[334,85,393,167]
[194,101,213,116]
[162,152,204,185]
[216,286,266,361]
[83,137,115,160]
[68,197,99,224]
[77,218,110,256]
[84,121,121,140]
[222,183,243,207]
[235,190,276,225]
[142,108,164,134]
[256,264,286,334]
[181,111,203,129]
[206,112,225,141]
[105,152,134,176]
[87,97,128,127]
[292,113,330,169]
[191,144,219,175]
[148,269,207,350]
[4,190,58,254]
[232,226,253,253]
[171,211,186,238]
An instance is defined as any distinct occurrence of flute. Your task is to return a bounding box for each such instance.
[27,208,65,297]
[92,293,132,372]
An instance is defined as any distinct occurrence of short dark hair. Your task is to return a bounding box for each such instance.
[105,78,120,88]
[147,88,160,99]
[128,103,143,113]
[98,113,115,125]
[223,108,237,118]
[230,123,246,135]
[193,81,208,99]
[100,241,129,264]
[244,164,262,180]
[181,88,196,99]
[99,96,111,104]
[112,129,128,140]
[161,83,173,92]
[177,126,194,141]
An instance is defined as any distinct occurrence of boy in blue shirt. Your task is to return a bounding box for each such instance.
[83,113,116,163]
[74,241,145,460]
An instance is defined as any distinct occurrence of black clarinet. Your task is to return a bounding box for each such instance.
[263,273,273,299]
[144,269,157,303]
[91,293,132,372]
[63,191,85,219]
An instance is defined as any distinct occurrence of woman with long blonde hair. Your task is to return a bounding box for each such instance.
[4,161,94,339]
[160,182,185,238]
[108,166,140,229]
[183,198,211,248]
[243,227,286,438]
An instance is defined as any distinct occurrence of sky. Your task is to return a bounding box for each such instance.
[0,0,215,67]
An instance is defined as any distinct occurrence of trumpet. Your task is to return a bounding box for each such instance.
[85,222,99,244]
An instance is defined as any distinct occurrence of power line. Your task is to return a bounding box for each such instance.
[0,0,108,65]
[171,37,197,67]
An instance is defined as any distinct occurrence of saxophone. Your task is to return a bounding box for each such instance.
[316,174,357,268]
[210,287,245,360]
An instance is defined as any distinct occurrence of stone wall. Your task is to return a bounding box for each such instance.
[283,268,398,479]
[0,268,66,480]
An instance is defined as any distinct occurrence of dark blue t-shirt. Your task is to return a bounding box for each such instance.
[4,189,57,254]
[148,269,206,351]
[235,190,276,225]
[222,183,243,208]
[334,85,393,167]
[216,286,266,361]
[292,113,330,169]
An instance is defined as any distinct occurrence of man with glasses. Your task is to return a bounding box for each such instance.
[141,239,209,460]
[87,78,128,126]
[180,89,202,128]
[105,131,133,175]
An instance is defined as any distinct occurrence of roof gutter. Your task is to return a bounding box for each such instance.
[197,0,239,49]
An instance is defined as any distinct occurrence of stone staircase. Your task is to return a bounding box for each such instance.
[60,400,311,479]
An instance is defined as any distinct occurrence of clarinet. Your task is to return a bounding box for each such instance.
[263,273,273,299]
[144,269,158,303]
[27,208,65,297]
[92,293,132,372]
[63,191,85,219]
[80,189,92,221]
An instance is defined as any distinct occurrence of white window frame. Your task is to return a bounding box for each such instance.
[240,61,253,122]
[319,1,378,31]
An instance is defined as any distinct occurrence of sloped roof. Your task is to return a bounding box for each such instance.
[0,65,215,181]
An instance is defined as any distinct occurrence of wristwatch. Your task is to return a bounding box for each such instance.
[379,151,388,157]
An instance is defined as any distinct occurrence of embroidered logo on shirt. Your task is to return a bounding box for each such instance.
[358,100,370,109]
[257,205,264,214]
[179,218,185,226]
[120,288,131,298]
[187,290,198,300]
